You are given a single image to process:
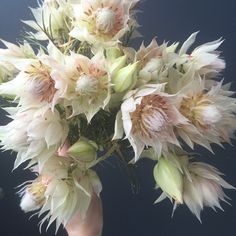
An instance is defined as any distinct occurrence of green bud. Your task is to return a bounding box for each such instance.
[153,157,183,203]
[110,55,127,75]
[68,139,98,163]
[106,47,123,61]
[112,62,139,93]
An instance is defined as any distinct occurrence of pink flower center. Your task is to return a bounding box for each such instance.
[131,94,170,138]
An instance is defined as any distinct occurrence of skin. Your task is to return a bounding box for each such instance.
[65,192,103,236]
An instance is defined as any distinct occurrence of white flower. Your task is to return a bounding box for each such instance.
[136,39,165,85]
[153,154,235,221]
[50,52,110,122]
[70,0,139,46]
[178,32,225,78]
[0,59,57,106]
[0,106,68,170]
[0,40,36,82]
[20,156,102,232]
[23,0,72,41]
[135,39,180,86]
[176,79,236,151]
[183,160,235,221]
[114,84,188,161]
[0,40,35,62]
[0,42,65,106]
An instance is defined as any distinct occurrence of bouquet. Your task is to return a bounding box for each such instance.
[0,0,235,234]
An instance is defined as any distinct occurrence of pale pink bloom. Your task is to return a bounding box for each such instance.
[183,161,235,221]
[0,43,59,107]
[20,156,102,232]
[0,59,56,106]
[0,40,36,84]
[114,84,188,161]
[178,32,225,78]
[136,39,165,85]
[176,79,236,151]
[0,40,35,62]
[57,139,70,157]
[23,0,72,41]
[70,0,139,46]
[153,154,234,221]
[135,38,181,86]
[50,52,110,122]
[0,106,68,170]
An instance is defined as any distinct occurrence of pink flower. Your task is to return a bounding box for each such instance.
[183,161,235,221]
[70,0,139,46]
[114,84,188,161]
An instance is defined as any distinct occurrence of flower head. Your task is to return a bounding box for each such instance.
[134,38,181,86]
[20,156,102,232]
[50,52,110,121]
[0,106,68,170]
[176,79,236,151]
[178,32,225,78]
[70,0,139,46]
[23,0,72,41]
[0,42,59,107]
[153,153,235,221]
[183,160,235,221]
[114,84,188,161]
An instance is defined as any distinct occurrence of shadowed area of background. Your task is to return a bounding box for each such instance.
[0,0,236,235]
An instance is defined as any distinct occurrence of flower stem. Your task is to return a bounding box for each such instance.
[94,142,119,166]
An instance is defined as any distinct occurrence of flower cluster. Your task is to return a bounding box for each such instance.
[0,0,235,232]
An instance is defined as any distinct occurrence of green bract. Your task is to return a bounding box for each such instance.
[68,139,98,163]
[153,157,183,204]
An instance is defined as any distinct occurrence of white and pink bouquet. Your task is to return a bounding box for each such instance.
[0,0,235,234]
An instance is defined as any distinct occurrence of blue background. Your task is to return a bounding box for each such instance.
[0,0,236,235]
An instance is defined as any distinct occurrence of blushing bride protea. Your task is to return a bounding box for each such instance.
[114,84,188,161]
[0,0,235,234]
[49,51,111,121]
[176,78,236,151]
[70,0,139,46]
[0,105,68,170]
[152,153,235,221]
[182,160,234,221]
[19,156,102,232]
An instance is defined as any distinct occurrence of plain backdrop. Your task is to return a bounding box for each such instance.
[0,0,236,236]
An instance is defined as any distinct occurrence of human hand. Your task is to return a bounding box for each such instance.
[65,192,103,236]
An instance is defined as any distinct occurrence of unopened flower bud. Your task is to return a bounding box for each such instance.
[153,157,183,204]
[106,48,123,61]
[68,139,98,162]
[110,55,127,74]
[0,63,15,84]
[112,62,139,93]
